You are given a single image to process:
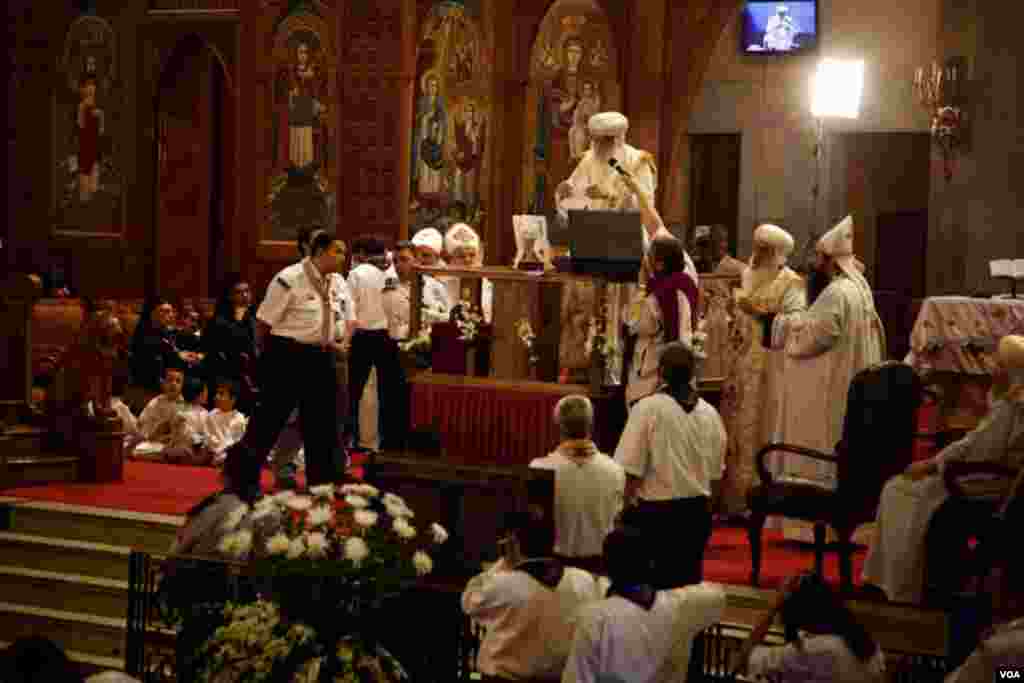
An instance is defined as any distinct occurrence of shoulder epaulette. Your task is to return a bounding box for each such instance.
[276,276,291,290]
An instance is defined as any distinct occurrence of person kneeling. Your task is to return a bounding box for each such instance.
[461,512,604,682]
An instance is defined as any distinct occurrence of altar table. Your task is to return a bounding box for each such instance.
[907,296,1024,429]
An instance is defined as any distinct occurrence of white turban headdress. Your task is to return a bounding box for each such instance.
[754,223,795,257]
[445,223,480,255]
[818,215,854,259]
[588,112,629,138]
[412,227,444,254]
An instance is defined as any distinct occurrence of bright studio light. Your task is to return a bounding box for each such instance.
[811,59,865,119]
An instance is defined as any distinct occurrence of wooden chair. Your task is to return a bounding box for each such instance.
[746,361,926,592]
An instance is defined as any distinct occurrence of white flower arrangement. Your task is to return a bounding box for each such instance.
[214,478,447,592]
[454,300,485,342]
[399,323,433,353]
[690,318,709,360]
[515,318,540,365]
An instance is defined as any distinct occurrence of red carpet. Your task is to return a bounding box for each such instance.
[2,461,866,590]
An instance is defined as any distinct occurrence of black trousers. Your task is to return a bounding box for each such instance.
[223,336,341,493]
[621,496,712,589]
[347,329,406,450]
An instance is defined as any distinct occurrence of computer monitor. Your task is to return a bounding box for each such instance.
[566,209,643,280]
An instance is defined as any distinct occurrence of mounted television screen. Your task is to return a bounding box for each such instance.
[742,1,818,55]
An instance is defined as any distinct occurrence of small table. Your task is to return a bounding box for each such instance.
[906,296,1024,429]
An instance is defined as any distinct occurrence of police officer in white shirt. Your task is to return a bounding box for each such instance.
[222,230,347,500]
[614,341,726,589]
[348,237,405,450]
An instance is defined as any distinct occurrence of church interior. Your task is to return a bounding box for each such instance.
[2,0,1023,681]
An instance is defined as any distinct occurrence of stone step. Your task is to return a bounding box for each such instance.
[0,565,129,620]
[0,639,125,679]
[0,601,126,662]
[0,499,182,553]
[0,531,132,582]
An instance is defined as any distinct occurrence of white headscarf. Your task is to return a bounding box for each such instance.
[818,215,872,297]
[445,223,482,266]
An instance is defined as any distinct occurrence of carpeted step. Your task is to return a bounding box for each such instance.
[0,565,128,620]
[0,601,126,662]
[0,531,132,582]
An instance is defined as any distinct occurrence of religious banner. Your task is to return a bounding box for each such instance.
[524,1,620,216]
[265,8,337,242]
[54,15,123,235]
[409,0,492,238]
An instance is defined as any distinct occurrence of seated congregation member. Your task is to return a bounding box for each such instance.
[625,236,699,407]
[202,276,258,413]
[945,616,1024,682]
[222,230,348,500]
[348,236,404,451]
[135,365,186,449]
[861,334,1024,604]
[162,376,212,465]
[129,296,181,396]
[175,306,204,353]
[444,222,493,323]
[616,341,726,589]
[206,380,248,467]
[462,511,604,681]
[732,572,885,682]
[530,395,624,572]
[562,526,726,683]
[87,367,139,448]
[411,227,447,268]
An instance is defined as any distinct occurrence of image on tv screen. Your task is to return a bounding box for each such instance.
[743,1,817,54]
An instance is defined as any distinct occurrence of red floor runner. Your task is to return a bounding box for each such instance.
[1,462,865,590]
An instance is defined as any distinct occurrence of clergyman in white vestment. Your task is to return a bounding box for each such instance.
[771,216,886,542]
[861,335,1024,604]
[719,224,806,515]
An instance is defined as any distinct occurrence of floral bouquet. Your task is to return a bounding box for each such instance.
[453,300,485,342]
[515,318,539,366]
[690,318,709,360]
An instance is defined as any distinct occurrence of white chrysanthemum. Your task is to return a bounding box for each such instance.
[344,537,369,566]
[265,533,290,556]
[254,495,278,511]
[220,503,250,532]
[431,522,449,545]
[345,494,369,509]
[413,550,433,576]
[305,532,329,559]
[339,483,362,495]
[307,505,333,527]
[272,490,297,503]
[249,505,277,523]
[393,518,417,540]
[218,529,253,557]
[385,501,415,519]
[286,536,306,560]
[309,483,335,499]
[354,509,378,529]
[382,492,406,508]
[285,495,313,512]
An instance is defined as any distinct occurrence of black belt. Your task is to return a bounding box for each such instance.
[268,335,330,351]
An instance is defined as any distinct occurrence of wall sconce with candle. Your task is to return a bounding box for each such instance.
[914,57,968,182]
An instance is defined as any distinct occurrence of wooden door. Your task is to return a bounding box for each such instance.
[688,133,742,251]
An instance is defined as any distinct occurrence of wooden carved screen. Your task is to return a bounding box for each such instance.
[339,0,407,243]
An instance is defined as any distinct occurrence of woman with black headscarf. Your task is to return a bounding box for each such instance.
[129,296,180,397]
[202,276,258,412]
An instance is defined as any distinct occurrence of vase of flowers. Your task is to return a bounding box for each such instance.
[515,318,540,378]
[194,483,448,682]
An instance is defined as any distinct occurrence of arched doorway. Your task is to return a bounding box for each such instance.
[154,34,234,300]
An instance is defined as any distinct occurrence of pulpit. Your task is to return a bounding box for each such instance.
[403,267,737,465]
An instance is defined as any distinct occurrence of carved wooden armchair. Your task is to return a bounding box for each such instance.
[746,361,925,592]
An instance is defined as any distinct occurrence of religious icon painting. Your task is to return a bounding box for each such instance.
[265,9,337,242]
[410,0,492,237]
[53,15,123,235]
[524,0,620,216]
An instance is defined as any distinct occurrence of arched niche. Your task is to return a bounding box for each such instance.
[523,0,620,216]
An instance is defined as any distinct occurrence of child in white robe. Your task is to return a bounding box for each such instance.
[163,376,211,465]
[206,380,248,467]
[133,366,186,458]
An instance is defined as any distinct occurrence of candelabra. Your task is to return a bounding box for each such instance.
[914,58,968,182]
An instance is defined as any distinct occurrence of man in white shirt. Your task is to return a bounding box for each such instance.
[530,394,624,571]
[616,341,726,588]
[382,240,450,341]
[222,229,346,500]
[461,511,604,681]
[563,526,727,683]
[348,237,405,451]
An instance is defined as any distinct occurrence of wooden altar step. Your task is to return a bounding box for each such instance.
[0,498,182,671]
[0,426,78,488]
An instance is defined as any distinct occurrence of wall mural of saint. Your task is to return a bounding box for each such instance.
[410,0,491,237]
[524,3,619,216]
[266,11,336,242]
[55,15,122,233]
